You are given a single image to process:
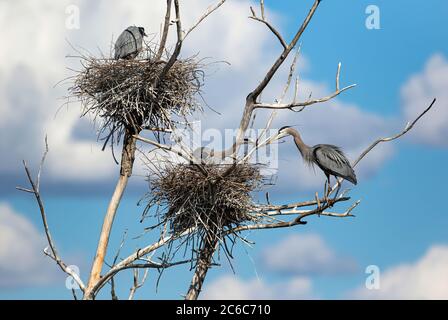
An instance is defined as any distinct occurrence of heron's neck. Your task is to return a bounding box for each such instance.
[290,130,312,160]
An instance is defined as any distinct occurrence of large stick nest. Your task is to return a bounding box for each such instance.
[69,50,204,142]
[147,163,263,234]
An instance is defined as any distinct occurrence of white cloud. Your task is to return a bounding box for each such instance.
[261,233,357,275]
[202,274,313,300]
[0,0,275,183]
[0,202,60,287]
[0,0,397,191]
[350,245,448,299]
[401,53,448,146]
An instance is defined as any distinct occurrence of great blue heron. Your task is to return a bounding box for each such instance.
[192,146,215,164]
[114,26,147,60]
[277,126,357,199]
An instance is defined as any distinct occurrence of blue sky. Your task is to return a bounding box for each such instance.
[1,0,448,299]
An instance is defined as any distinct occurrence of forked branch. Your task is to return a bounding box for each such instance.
[184,0,227,38]
[249,1,287,50]
[353,98,437,167]
[155,0,173,60]
[217,0,322,159]
[328,98,437,194]
[16,138,85,292]
[254,63,356,111]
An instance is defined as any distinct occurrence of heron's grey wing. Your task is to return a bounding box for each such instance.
[114,31,125,59]
[131,29,144,52]
[125,26,144,53]
[313,144,357,184]
[114,31,134,59]
[114,28,141,59]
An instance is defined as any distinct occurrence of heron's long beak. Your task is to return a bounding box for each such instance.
[275,131,289,141]
[263,132,286,146]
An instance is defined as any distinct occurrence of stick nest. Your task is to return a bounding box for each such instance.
[69,53,204,142]
[146,163,263,239]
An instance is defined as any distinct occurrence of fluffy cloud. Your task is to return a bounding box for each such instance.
[202,233,356,299]
[350,245,448,299]
[261,233,357,275]
[0,203,60,287]
[0,0,398,193]
[401,53,448,146]
[202,274,313,300]
[0,0,274,184]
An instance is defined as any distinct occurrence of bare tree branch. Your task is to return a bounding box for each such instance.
[110,277,118,300]
[229,197,354,234]
[155,0,173,61]
[249,0,286,49]
[216,0,322,159]
[134,134,210,176]
[249,0,321,101]
[184,0,227,39]
[185,231,219,300]
[141,126,173,133]
[249,16,287,50]
[353,98,437,167]
[16,140,85,291]
[93,258,192,295]
[85,128,137,299]
[239,50,302,164]
[254,196,351,214]
[90,228,195,295]
[128,268,149,300]
[157,0,183,84]
[328,98,437,194]
[260,0,266,20]
[134,134,192,162]
[254,85,356,110]
[253,62,356,111]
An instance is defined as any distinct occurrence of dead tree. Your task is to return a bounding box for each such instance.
[17,0,436,300]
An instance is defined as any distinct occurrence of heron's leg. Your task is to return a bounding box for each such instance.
[323,176,328,205]
[333,180,342,200]
[315,192,322,217]
[325,175,334,207]
[323,179,328,198]
[318,179,327,216]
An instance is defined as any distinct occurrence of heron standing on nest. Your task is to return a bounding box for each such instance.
[277,126,357,202]
[114,26,147,60]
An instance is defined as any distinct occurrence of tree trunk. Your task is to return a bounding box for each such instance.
[185,232,218,300]
[84,129,137,299]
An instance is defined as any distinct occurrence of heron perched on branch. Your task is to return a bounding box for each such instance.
[277,126,357,200]
[114,26,147,60]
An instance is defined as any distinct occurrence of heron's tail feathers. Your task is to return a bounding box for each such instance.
[345,171,357,185]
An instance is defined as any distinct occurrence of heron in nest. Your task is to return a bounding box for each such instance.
[192,146,215,165]
[114,26,147,60]
[277,126,357,201]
